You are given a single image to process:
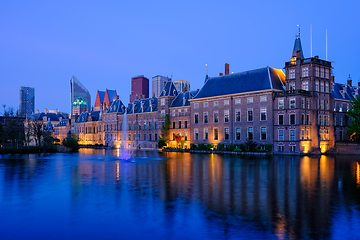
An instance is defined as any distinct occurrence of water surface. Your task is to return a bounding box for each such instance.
[0,149,360,239]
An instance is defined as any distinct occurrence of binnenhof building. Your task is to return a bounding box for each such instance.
[63,34,359,154]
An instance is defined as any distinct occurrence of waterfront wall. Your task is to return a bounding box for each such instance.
[336,142,360,155]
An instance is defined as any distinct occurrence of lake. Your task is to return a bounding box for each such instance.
[0,149,360,239]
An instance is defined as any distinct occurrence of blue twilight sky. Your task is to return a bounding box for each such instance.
[1,0,359,114]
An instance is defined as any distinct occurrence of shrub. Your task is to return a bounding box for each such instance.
[265,144,272,152]
[62,134,79,152]
[158,138,167,148]
[245,138,258,152]
[198,143,207,150]
[234,149,242,152]
[206,144,214,150]
[240,144,248,152]
[217,143,224,151]
[229,144,236,151]
[190,143,198,150]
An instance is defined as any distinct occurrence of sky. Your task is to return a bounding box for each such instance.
[1,0,359,114]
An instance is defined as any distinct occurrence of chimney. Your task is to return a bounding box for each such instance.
[331,76,335,83]
[44,108,48,114]
[36,110,39,113]
[219,73,223,76]
[55,109,58,114]
[296,51,302,59]
[358,82,360,87]
[315,55,319,59]
[347,79,352,87]
[225,63,229,75]
[116,95,119,100]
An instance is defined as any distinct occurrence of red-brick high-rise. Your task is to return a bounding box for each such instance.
[130,75,149,102]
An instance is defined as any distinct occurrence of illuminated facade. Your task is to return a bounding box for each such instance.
[70,75,91,115]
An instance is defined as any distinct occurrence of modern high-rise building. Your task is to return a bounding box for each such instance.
[70,75,91,115]
[152,75,171,98]
[130,75,149,102]
[19,86,35,117]
[174,80,190,93]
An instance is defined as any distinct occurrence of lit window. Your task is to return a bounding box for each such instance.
[214,128,218,140]
[247,97,253,103]
[302,67,309,77]
[224,100,229,106]
[260,96,267,102]
[235,99,241,104]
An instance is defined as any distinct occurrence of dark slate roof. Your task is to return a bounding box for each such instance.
[107,89,117,103]
[76,111,101,123]
[194,67,285,99]
[90,111,100,121]
[159,81,178,97]
[126,97,158,114]
[171,90,200,107]
[98,91,105,102]
[76,112,88,123]
[55,119,68,127]
[331,83,358,101]
[292,36,304,59]
[30,112,65,121]
[44,119,54,131]
[107,99,126,113]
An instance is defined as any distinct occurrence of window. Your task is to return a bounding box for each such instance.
[325,115,329,126]
[301,114,305,125]
[325,100,329,110]
[339,117,343,126]
[290,145,296,152]
[278,115,284,125]
[315,67,319,77]
[290,130,295,141]
[184,133,187,141]
[301,129,305,140]
[138,122,141,130]
[160,98,165,106]
[178,121,181,129]
[235,128,241,140]
[325,69,329,79]
[149,121,152,130]
[339,103,343,112]
[204,128,208,140]
[289,83,295,90]
[260,96,267,102]
[185,109,188,116]
[320,129,329,140]
[119,122,122,131]
[320,82,324,92]
[224,110,229,122]
[128,123,131,130]
[260,108,266,121]
[315,81,319,91]
[306,99,310,109]
[261,127,266,140]
[224,100,229,106]
[155,121,158,129]
[214,101,218,107]
[144,134,146,141]
[290,114,295,125]
[194,114,198,124]
[339,130,343,141]
[144,121,146,130]
[290,69,295,79]
[325,82,329,93]
[173,122,175,129]
[214,112,219,123]
[279,130,284,141]
[161,110,165,117]
[302,81,308,91]
[306,129,310,140]
[319,99,324,110]
[306,114,310,125]
[194,103,199,109]
[184,121,187,128]
[248,109,253,121]
[128,134,131,141]
[221,127,229,141]
[248,127,253,140]
[235,99,241,104]
[203,112,208,123]
[302,67,308,77]
[194,129,198,140]
[247,97,253,103]
[178,109,181,117]
[278,145,284,152]
[204,102,208,108]
[320,68,324,78]
[235,110,240,122]
[155,133,158,141]
[172,110,175,117]
[290,98,296,109]
[301,98,305,109]
[279,99,284,109]
[214,128,219,140]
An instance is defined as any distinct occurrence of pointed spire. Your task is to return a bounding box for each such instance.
[292,25,304,59]
[204,64,209,83]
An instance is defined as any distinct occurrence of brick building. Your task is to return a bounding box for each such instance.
[130,75,149,102]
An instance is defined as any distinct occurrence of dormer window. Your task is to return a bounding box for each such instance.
[173,90,176,96]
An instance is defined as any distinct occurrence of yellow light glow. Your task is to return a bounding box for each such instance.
[356,162,360,185]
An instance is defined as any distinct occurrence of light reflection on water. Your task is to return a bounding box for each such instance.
[0,150,360,239]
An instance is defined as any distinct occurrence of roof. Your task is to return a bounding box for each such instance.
[159,81,178,97]
[44,119,54,131]
[55,119,68,127]
[30,112,65,122]
[98,91,105,102]
[107,99,126,113]
[171,90,199,108]
[194,67,285,99]
[107,89,117,103]
[292,36,304,59]
[331,83,358,101]
[126,97,158,114]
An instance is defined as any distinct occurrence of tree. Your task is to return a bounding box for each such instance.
[1,106,25,147]
[173,133,183,148]
[62,133,79,152]
[29,120,46,146]
[347,96,360,142]
[158,114,171,148]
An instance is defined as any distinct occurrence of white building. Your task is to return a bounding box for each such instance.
[152,75,171,98]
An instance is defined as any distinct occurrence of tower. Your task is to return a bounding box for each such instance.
[130,75,149,102]
[19,86,35,117]
[70,76,91,115]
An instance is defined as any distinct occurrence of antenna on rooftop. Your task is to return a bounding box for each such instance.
[205,63,208,75]
[310,23,313,57]
[297,24,300,38]
[326,29,328,61]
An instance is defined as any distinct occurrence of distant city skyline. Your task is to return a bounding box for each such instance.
[1,1,359,113]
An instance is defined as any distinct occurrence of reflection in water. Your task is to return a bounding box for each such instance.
[0,152,360,239]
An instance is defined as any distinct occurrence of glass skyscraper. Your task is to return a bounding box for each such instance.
[70,75,91,115]
[19,86,35,117]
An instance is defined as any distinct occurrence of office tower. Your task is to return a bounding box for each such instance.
[19,86,35,117]
[70,75,91,115]
[174,80,190,93]
[130,75,149,102]
[152,75,171,98]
